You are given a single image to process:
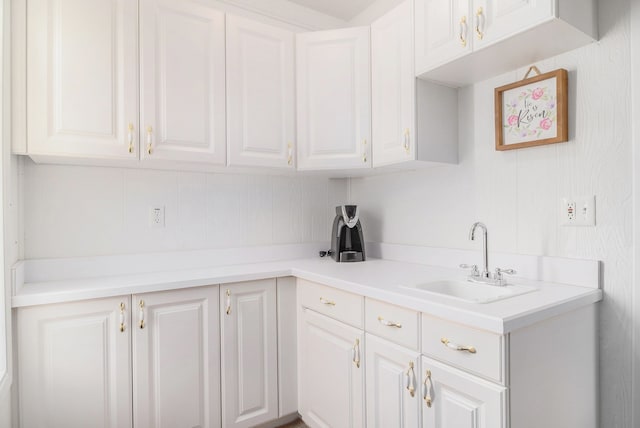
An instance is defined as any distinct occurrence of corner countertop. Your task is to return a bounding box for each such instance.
[12,249,602,334]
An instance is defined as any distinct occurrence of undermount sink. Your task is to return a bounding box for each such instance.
[402,279,537,304]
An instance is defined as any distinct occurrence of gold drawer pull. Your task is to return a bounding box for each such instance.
[405,361,416,397]
[319,297,336,306]
[441,337,476,354]
[459,16,468,47]
[378,316,402,328]
[138,300,145,329]
[352,338,361,368]
[225,289,232,315]
[422,369,433,408]
[119,302,126,332]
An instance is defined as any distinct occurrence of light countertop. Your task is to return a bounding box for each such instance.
[12,252,602,334]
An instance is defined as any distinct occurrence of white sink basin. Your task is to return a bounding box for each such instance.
[402,280,537,304]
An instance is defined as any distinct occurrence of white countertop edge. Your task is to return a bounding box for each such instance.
[290,267,602,334]
[12,259,603,335]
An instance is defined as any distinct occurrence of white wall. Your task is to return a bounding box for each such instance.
[22,159,347,259]
[350,0,633,426]
[631,0,640,425]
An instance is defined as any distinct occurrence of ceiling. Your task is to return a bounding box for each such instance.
[286,0,378,21]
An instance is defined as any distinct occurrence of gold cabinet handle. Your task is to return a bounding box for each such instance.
[146,126,153,155]
[127,123,135,153]
[363,139,368,163]
[475,7,484,40]
[441,337,477,354]
[352,338,361,368]
[119,302,126,332]
[225,289,231,315]
[287,142,293,166]
[405,361,416,397]
[319,297,336,306]
[138,300,145,329]
[377,316,402,328]
[422,369,433,408]
[459,15,468,47]
[403,128,410,154]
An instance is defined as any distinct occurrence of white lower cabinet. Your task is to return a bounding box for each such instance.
[133,286,220,428]
[298,308,365,428]
[365,334,421,428]
[421,356,507,428]
[220,279,279,428]
[17,296,133,428]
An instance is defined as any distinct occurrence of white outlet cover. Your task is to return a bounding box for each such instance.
[149,206,165,228]
[560,196,595,227]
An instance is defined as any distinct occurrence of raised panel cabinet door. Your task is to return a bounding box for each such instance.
[421,356,507,428]
[221,279,278,427]
[140,0,226,165]
[226,15,295,169]
[133,286,221,428]
[365,334,421,428]
[473,0,554,49]
[415,0,472,73]
[296,27,372,171]
[371,0,416,167]
[26,0,138,159]
[18,296,132,428]
[298,309,365,428]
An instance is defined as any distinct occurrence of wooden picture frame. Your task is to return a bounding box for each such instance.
[495,68,568,151]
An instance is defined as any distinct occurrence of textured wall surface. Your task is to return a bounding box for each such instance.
[22,159,346,258]
[350,0,633,426]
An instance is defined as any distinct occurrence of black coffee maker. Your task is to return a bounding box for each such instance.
[330,205,365,262]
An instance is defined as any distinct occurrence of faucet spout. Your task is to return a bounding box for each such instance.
[469,222,490,278]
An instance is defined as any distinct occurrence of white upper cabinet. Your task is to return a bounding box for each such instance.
[296,27,372,171]
[473,0,555,48]
[416,0,597,86]
[140,0,226,165]
[415,0,472,72]
[372,1,458,168]
[371,0,416,167]
[226,15,296,169]
[133,287,221,428]
[26,0,139,161]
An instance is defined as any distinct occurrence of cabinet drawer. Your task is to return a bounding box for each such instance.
[422,314,506,383]
[365,298,419,350]
[298,279,364,328]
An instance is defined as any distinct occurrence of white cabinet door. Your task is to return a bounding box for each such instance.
[140,0,226,165]
[133,286,220,428]
[26,0,138,160]
[473,0,554,49]
[371,0,416,167]
[296,27,372,171]
[18,296,132,428]
[226,15,295,169]
[298,308,365,428]
[421,356,507,428]
[366,334,421,428]
[415,0,472,73]
[221,279,278,428]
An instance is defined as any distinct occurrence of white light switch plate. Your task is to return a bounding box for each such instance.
[560,196,596,227]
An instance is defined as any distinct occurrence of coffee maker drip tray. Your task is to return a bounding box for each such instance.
[339,251,364,262]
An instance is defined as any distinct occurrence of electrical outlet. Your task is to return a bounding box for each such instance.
[149,206,165,228]
[560,196,596,227]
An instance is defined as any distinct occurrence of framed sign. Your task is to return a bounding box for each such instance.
[495,67,568,151]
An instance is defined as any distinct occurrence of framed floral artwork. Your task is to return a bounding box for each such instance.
[494,68,568,151]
